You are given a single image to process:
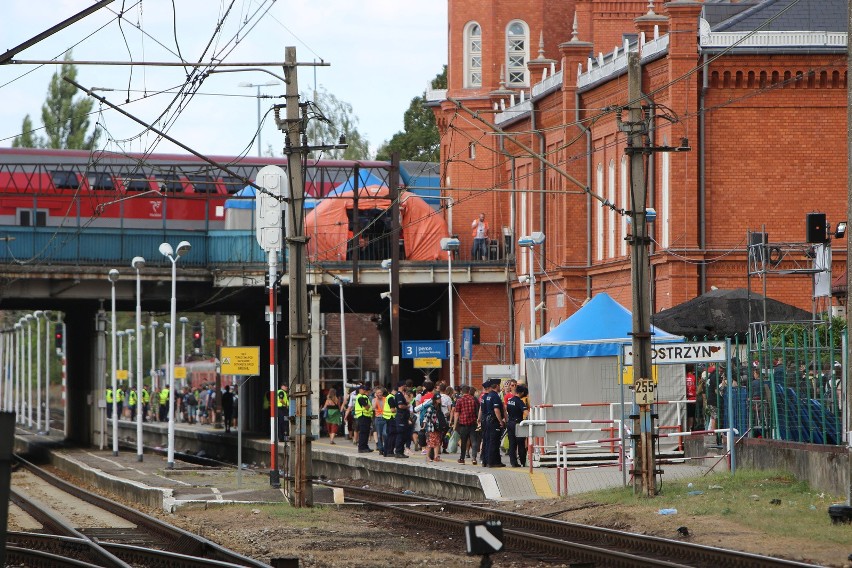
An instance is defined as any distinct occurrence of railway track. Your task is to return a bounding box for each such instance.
[323,481,822,568]
[8,455,271,568]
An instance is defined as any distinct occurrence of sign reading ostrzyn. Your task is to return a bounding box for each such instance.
[220,346,260,376]
[622,341,726,366]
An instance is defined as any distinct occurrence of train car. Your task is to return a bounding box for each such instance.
[0,147,395,232]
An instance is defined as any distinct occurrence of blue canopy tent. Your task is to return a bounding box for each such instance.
[523,293,685,453]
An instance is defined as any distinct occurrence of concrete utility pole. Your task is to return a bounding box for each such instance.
[621,52,655,497]
[281,46,312,508]
[846,3,852,506]
[389,154,401,386]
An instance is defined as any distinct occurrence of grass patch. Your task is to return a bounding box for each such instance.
[576,469,851,545]
[225,502,340,528]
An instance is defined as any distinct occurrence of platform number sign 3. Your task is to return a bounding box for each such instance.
[465,521,504,556]
[634,378,656,405]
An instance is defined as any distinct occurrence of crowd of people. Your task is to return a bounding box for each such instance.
[104,383,237,431]
[323,377,531,467]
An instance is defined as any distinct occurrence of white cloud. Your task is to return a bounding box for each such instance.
[0,0,447,157]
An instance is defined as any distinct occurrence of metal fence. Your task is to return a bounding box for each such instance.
[691,326,845,446]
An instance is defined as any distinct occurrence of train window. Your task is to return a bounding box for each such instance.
[187,175,217,193]
[122,176,152,192]
[158,174,184,193]
[87,172,114,191]
[50,170,80,190]
[221,175,245,194]
[19,209,47,227]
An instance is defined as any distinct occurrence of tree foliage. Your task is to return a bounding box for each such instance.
[303,85,370,160]
[11,52,100,150]
[376,66,446,162]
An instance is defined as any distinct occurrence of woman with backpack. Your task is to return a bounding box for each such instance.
[422,394,446,462]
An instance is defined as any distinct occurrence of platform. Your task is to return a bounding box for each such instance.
[13,420,715,511]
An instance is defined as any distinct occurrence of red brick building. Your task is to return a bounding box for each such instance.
[431,0,848,376]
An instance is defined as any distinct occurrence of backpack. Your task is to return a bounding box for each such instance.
[186,393,197,406]
[435,408,449,431]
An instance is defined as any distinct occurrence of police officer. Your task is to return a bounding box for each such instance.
[382,384,398,457]
[159,385,170,422]
[354,383,374,452]
[277,383,290,439]
[115,387,125,421]
[128,387,138,420]
[105,387,114,419]
[393,383,411,458]
[141,386,150,422]
[506,384,528,467]
[480,379,506,467]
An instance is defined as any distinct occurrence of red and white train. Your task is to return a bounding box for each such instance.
[0,147,395,231]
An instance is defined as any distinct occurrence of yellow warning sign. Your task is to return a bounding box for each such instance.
[174,366,187,379]
[221,346,260,376]
[621,365,659,385]
[413,357,442,369]
[116,369,128,380]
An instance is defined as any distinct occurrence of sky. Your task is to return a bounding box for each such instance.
[0,1,447,158]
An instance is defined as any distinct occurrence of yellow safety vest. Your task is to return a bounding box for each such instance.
[129,390,138,406]
[277,389,289,408]
[116,390,124,403]
[354,393,373,419]
[141,389,150,404]
[382,394,397,420]
[159,388,169,404]
[105,388,113,403]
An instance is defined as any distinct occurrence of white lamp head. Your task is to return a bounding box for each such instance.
[117,331,125,337]
[24,314,33,321]
[150,321,159,328]
[108,268,120,282]
[164,322,171,329]
[34,310,43,318]
[175,240,192,257]
[440,237,460,252]
[381,259,392,270]
[179,316,189,324]
[159,242,174,257]
[131,256,146,269]
[125,328,134,335]
[14,323,21,330]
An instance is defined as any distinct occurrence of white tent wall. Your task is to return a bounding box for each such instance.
[526,356,686,454]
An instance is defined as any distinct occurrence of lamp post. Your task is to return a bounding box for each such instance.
[160,240,191,469]
[132,255,146,461]
[108,268,120,456]
[33,311,43,433]
[24,314,33,428]
[149,320,158,391]
[440,238,460,388]
[179,316,188,368]
[518,232,545,343]
[42,310,52,434]
[117,331,125,391]
[381,259,392,330]
[334,276,351,389]
[13,322,21,420]
[125,329,134,392]
[238,81,279,157]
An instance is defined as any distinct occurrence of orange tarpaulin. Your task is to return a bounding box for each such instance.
[305,185,449,261]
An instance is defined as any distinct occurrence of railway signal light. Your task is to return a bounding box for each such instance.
[54,324,63,354]
[192,322,202,352]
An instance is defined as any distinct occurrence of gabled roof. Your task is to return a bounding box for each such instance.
[707,0,847,33]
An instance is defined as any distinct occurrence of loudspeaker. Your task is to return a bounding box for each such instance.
[806,213,827,243]
[470,326,480,345]
[748,232,767,264]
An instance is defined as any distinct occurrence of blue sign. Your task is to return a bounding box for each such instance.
[401,340,448,360]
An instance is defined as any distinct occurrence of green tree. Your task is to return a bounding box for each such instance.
[376,66,446,162]
[11,51,100,150]
[11,115,38,148]
[304,85,370,160]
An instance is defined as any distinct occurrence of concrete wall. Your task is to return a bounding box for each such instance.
[736,438,848,497]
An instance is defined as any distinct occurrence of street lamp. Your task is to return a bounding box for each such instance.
[125,329,135,391]
[518,232,545,342]
[24,314,33,428]
[381,259,392,330]
[440,238,460,388]
[13,321,21,420]
[42,310,52,434]
[238,81,279,157]
[149,320,158,391]
[107,268,120,456]
[33,310,43,433]
[160,240,191,469]
[132,256,145,461]
[117,331,125,388]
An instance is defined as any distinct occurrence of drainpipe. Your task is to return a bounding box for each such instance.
[699,53,708,294]
[531,97,547,336]
[576,91,593,299]
[499,135,517,364]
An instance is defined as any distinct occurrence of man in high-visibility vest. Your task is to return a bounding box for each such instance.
[115,388,124,421]
[159,386,170,422]
[105,388,114,419]
[277,384,289,439]
[141,386,150,422]
[354,383,374,453]
[128,388,138,419]
[382,384,398,457]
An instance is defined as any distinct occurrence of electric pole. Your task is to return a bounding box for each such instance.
[280,46,312,508]
[621,52,655,497]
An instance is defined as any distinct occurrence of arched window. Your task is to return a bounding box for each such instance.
[506,21,529,86]
[465,22,482,88]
